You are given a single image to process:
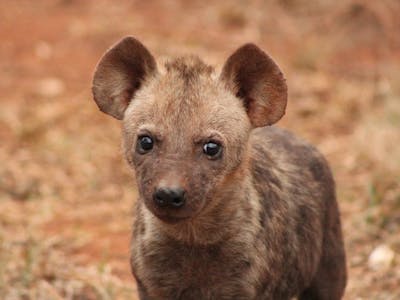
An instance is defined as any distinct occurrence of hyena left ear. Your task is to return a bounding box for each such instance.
[220,44,287,127]
[92,36,157,120]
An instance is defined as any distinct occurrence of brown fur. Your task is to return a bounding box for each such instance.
[92,36,347,300]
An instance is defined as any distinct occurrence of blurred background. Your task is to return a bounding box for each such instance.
[0,0,399,299]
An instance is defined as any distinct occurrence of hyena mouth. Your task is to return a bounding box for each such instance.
[152,212,191,224]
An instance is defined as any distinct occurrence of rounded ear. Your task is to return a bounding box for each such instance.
[220,44,287,127]
[92,36,157,120]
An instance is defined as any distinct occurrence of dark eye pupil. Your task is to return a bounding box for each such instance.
[203,142,221,157]
[138,136,153,152]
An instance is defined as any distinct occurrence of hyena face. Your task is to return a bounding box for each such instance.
[122,57,251,223]
[92,37,287,223]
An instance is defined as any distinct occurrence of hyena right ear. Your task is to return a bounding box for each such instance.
[92,37,157,120]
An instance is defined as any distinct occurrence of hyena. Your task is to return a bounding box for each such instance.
[92,37,347,300]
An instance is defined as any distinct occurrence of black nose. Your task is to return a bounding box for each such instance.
[153,187,186,208]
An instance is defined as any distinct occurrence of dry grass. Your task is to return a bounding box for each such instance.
[0,0,399,299]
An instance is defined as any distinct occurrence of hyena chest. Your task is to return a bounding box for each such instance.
[135,242,258,300]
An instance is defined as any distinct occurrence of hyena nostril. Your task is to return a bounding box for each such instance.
[154,193,167,207]
[171,194,185,208]
[153,187,186,208]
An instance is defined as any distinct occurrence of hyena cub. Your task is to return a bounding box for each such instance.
[92,37,347,300]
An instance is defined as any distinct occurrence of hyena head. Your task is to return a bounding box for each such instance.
[92,37,287,224]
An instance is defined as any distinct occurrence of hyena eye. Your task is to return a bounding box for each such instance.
[203,141,222,159]
[137,135,154,154]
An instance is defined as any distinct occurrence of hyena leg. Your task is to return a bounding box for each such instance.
[299,203,347,300]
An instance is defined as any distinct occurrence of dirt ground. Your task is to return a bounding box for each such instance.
[1,1,399,299]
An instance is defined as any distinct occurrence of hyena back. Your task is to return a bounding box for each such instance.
[92,37,347,300]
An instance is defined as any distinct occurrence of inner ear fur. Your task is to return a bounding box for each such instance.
[220,43,287,127]
[92,36,157,120]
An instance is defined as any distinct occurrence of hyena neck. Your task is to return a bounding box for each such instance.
[142,171,262,246]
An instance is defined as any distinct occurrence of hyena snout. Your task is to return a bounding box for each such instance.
[153,187,186,209]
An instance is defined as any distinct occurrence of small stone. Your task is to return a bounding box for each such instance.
[368,244,395,271]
